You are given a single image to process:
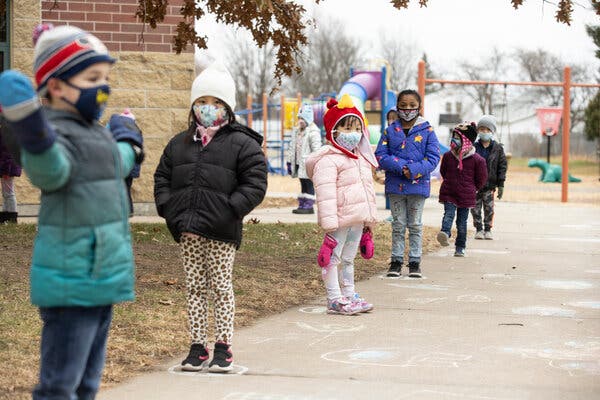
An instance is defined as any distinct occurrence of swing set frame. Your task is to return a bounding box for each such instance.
[416,60,600,203]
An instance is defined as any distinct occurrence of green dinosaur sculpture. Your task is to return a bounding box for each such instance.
[528,159,582,183]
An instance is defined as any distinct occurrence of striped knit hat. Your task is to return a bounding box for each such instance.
[33,24,115,95]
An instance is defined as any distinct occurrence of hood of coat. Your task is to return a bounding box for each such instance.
[305,144,377,179]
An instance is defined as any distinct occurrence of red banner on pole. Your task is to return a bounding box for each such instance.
[536,107,562,137]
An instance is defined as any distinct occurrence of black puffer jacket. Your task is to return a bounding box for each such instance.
[474,140,507,190]
[154,122,267,248]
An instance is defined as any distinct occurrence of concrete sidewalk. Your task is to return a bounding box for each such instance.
[89,199,599,399]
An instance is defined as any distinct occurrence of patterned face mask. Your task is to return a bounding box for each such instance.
[397,108,419,122]
[335,131,362,151]
[193,104,228,127]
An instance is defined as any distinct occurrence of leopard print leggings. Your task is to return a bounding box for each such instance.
[180,233,236,345]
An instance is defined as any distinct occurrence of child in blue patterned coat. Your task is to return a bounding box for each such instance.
[375,89,440,278]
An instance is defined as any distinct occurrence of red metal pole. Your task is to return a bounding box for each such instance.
[262,93,268,155]
[561,67,571,203]
[247,94,253,129]
[417,60,426,115]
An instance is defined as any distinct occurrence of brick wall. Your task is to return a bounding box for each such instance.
[11,0,195,205]
[41,0,190,53]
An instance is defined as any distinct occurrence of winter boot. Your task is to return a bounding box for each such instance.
[0,212,17,224]
[294,197,314,214]
[292,196,305,214]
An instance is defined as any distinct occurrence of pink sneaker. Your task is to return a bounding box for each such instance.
[351,293,374,313]
[327,297,361,315]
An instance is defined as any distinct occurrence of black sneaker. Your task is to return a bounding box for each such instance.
[386,261,402,277]
[209,342,233,373]
[181,343,209,371]
[408,262,422,278]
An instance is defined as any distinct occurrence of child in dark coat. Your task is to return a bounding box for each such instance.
[437,122,487,257]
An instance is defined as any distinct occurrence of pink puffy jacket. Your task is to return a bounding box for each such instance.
[306,145,378,232]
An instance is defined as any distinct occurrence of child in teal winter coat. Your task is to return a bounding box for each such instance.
[0,24,143,400]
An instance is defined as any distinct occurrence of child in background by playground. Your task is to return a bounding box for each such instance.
[287,102,322,214]
[306,94,378,315]
[0,24,144,399]
[154,59,267,372]
[437,122,487,257]
[471,115,507,240]
[375,90,440,278]
[386,108,398,126]
[0,112,21,223]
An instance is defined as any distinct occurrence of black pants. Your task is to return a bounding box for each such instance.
[299,178,314,195]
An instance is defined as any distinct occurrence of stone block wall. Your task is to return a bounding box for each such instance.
[9,0,194,206]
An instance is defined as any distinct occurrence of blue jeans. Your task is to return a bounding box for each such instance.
[389,194,425,263]
[441,202,470,250]
[33,305,113,400]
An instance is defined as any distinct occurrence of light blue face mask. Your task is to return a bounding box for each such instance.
[336,131,362,151]
[193,104,228,127]
[479,133,492,142]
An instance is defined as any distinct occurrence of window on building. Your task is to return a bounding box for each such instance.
[0,0,9,72]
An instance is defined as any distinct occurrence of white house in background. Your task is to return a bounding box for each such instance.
[421,89,589,156]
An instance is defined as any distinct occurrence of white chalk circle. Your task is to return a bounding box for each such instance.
[168,363,248,376]
[349,350,396,362]
[322,347,471,368]
[298,306,327,314]
[404,297,447,304]
[388,283,449,291]
[295,321,364,333]
[549,360,600,376]
[467,249,510,254]
[568,301,600,310]
[512,306,576,318]
[534,280,594,290]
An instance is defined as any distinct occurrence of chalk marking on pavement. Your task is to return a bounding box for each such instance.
[560,224,600,231]
[404,297,447,304]
[294,321,364,334]
[511,306,576,318]
[321,348,471,368]
[568,301,600,309]
[167,363,248,376]
[585,269,600,274]
[467,249,510,254]
[457,294,491,303]
[388,283,449,291]
[534,280,594,290]
[548,360,600,376]
[298,306,327,314]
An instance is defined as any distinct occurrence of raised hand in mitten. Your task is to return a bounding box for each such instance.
[108,114,144,164]
[0,70,56,154]
[317,234,337,268]
[360,229,374,259]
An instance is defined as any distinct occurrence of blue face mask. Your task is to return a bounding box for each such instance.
[62,82,110,122]
[336,131,362,151]
[479,133,492,142]
[451,137,462,149]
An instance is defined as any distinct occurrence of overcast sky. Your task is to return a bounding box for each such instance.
[198,0,599,79]
[301,0,599,70]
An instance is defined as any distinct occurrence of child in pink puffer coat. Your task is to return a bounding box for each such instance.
[305,95,378,315]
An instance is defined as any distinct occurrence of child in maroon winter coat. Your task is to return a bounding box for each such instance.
[436,122,487,257]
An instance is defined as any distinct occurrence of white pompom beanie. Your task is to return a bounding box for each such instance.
[190,59,236,111]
